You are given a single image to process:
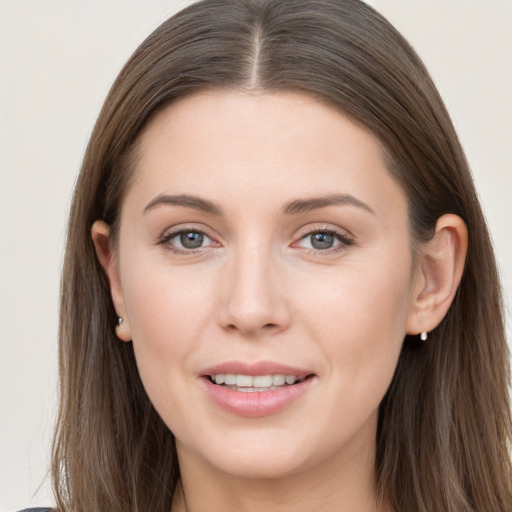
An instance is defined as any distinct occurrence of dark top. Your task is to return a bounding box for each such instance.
[18,509,53,512]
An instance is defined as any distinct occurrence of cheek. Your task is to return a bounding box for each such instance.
[125,255,214,334]
[301,255,412,337]
[121,260,216,391]
[297,249,413,402]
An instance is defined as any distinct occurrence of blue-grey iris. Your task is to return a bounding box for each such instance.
[180,231,204,249]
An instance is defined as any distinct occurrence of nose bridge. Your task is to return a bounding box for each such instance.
[218,237,289,335]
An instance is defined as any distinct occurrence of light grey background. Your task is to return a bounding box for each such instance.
[1,0,510,510]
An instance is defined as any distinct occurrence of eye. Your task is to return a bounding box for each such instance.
[295,229,353,252]
[161,229,216,252]
[306,231,337,250]
[177,231,206,249]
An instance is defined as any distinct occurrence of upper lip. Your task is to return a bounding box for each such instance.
[200,360,314,379]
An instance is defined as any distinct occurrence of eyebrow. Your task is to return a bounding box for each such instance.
[143,193,223,215]
[143,192,374,217]
[283,194,375,215]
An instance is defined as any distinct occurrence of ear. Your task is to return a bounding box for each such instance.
[406,214,468,337]
[91,220,132,342]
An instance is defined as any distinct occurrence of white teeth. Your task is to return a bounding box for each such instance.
[272,374,286,386]
[236,374,253,387]
[211,373,304,388]
[224,374,236,385]
[253,375,273,388]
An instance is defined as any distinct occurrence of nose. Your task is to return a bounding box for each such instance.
[217,242,291,337]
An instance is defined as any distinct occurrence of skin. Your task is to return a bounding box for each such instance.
[93,90,467,512]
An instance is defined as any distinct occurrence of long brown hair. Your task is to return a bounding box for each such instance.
[52,1,512,511]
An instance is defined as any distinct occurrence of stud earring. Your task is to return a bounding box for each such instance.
[420,331,428,341]
[118,317,123,326]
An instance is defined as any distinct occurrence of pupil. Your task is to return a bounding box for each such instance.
[311,232,334,249]
[180,231,204,249]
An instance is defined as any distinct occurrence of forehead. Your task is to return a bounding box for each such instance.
[125,89,407,221]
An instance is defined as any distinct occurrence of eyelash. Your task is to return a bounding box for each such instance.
[158,226,354,256]
[295,227,354,255]
[158,227,217,255]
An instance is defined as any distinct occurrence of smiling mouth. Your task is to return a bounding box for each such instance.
[208,373,313,392]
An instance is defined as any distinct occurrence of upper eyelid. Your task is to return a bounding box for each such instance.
[160,224,216,240]
[297,231,351,244]
[296,224,354,240]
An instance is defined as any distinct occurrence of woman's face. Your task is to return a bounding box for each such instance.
[110,90,422,479]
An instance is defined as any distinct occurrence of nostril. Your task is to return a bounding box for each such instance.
[225,322,277,331]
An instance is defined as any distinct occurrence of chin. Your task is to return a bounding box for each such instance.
[177,429,318,480]
[209,450,311,480]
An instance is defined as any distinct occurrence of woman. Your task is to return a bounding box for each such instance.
[29,0,512,511]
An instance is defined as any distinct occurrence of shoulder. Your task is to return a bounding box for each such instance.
[16,509,53,512]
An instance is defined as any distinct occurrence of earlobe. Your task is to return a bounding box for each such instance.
[91,220,132,342]
[406,214,468,337]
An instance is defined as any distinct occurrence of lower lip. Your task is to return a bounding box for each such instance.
[201,377,315,417]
